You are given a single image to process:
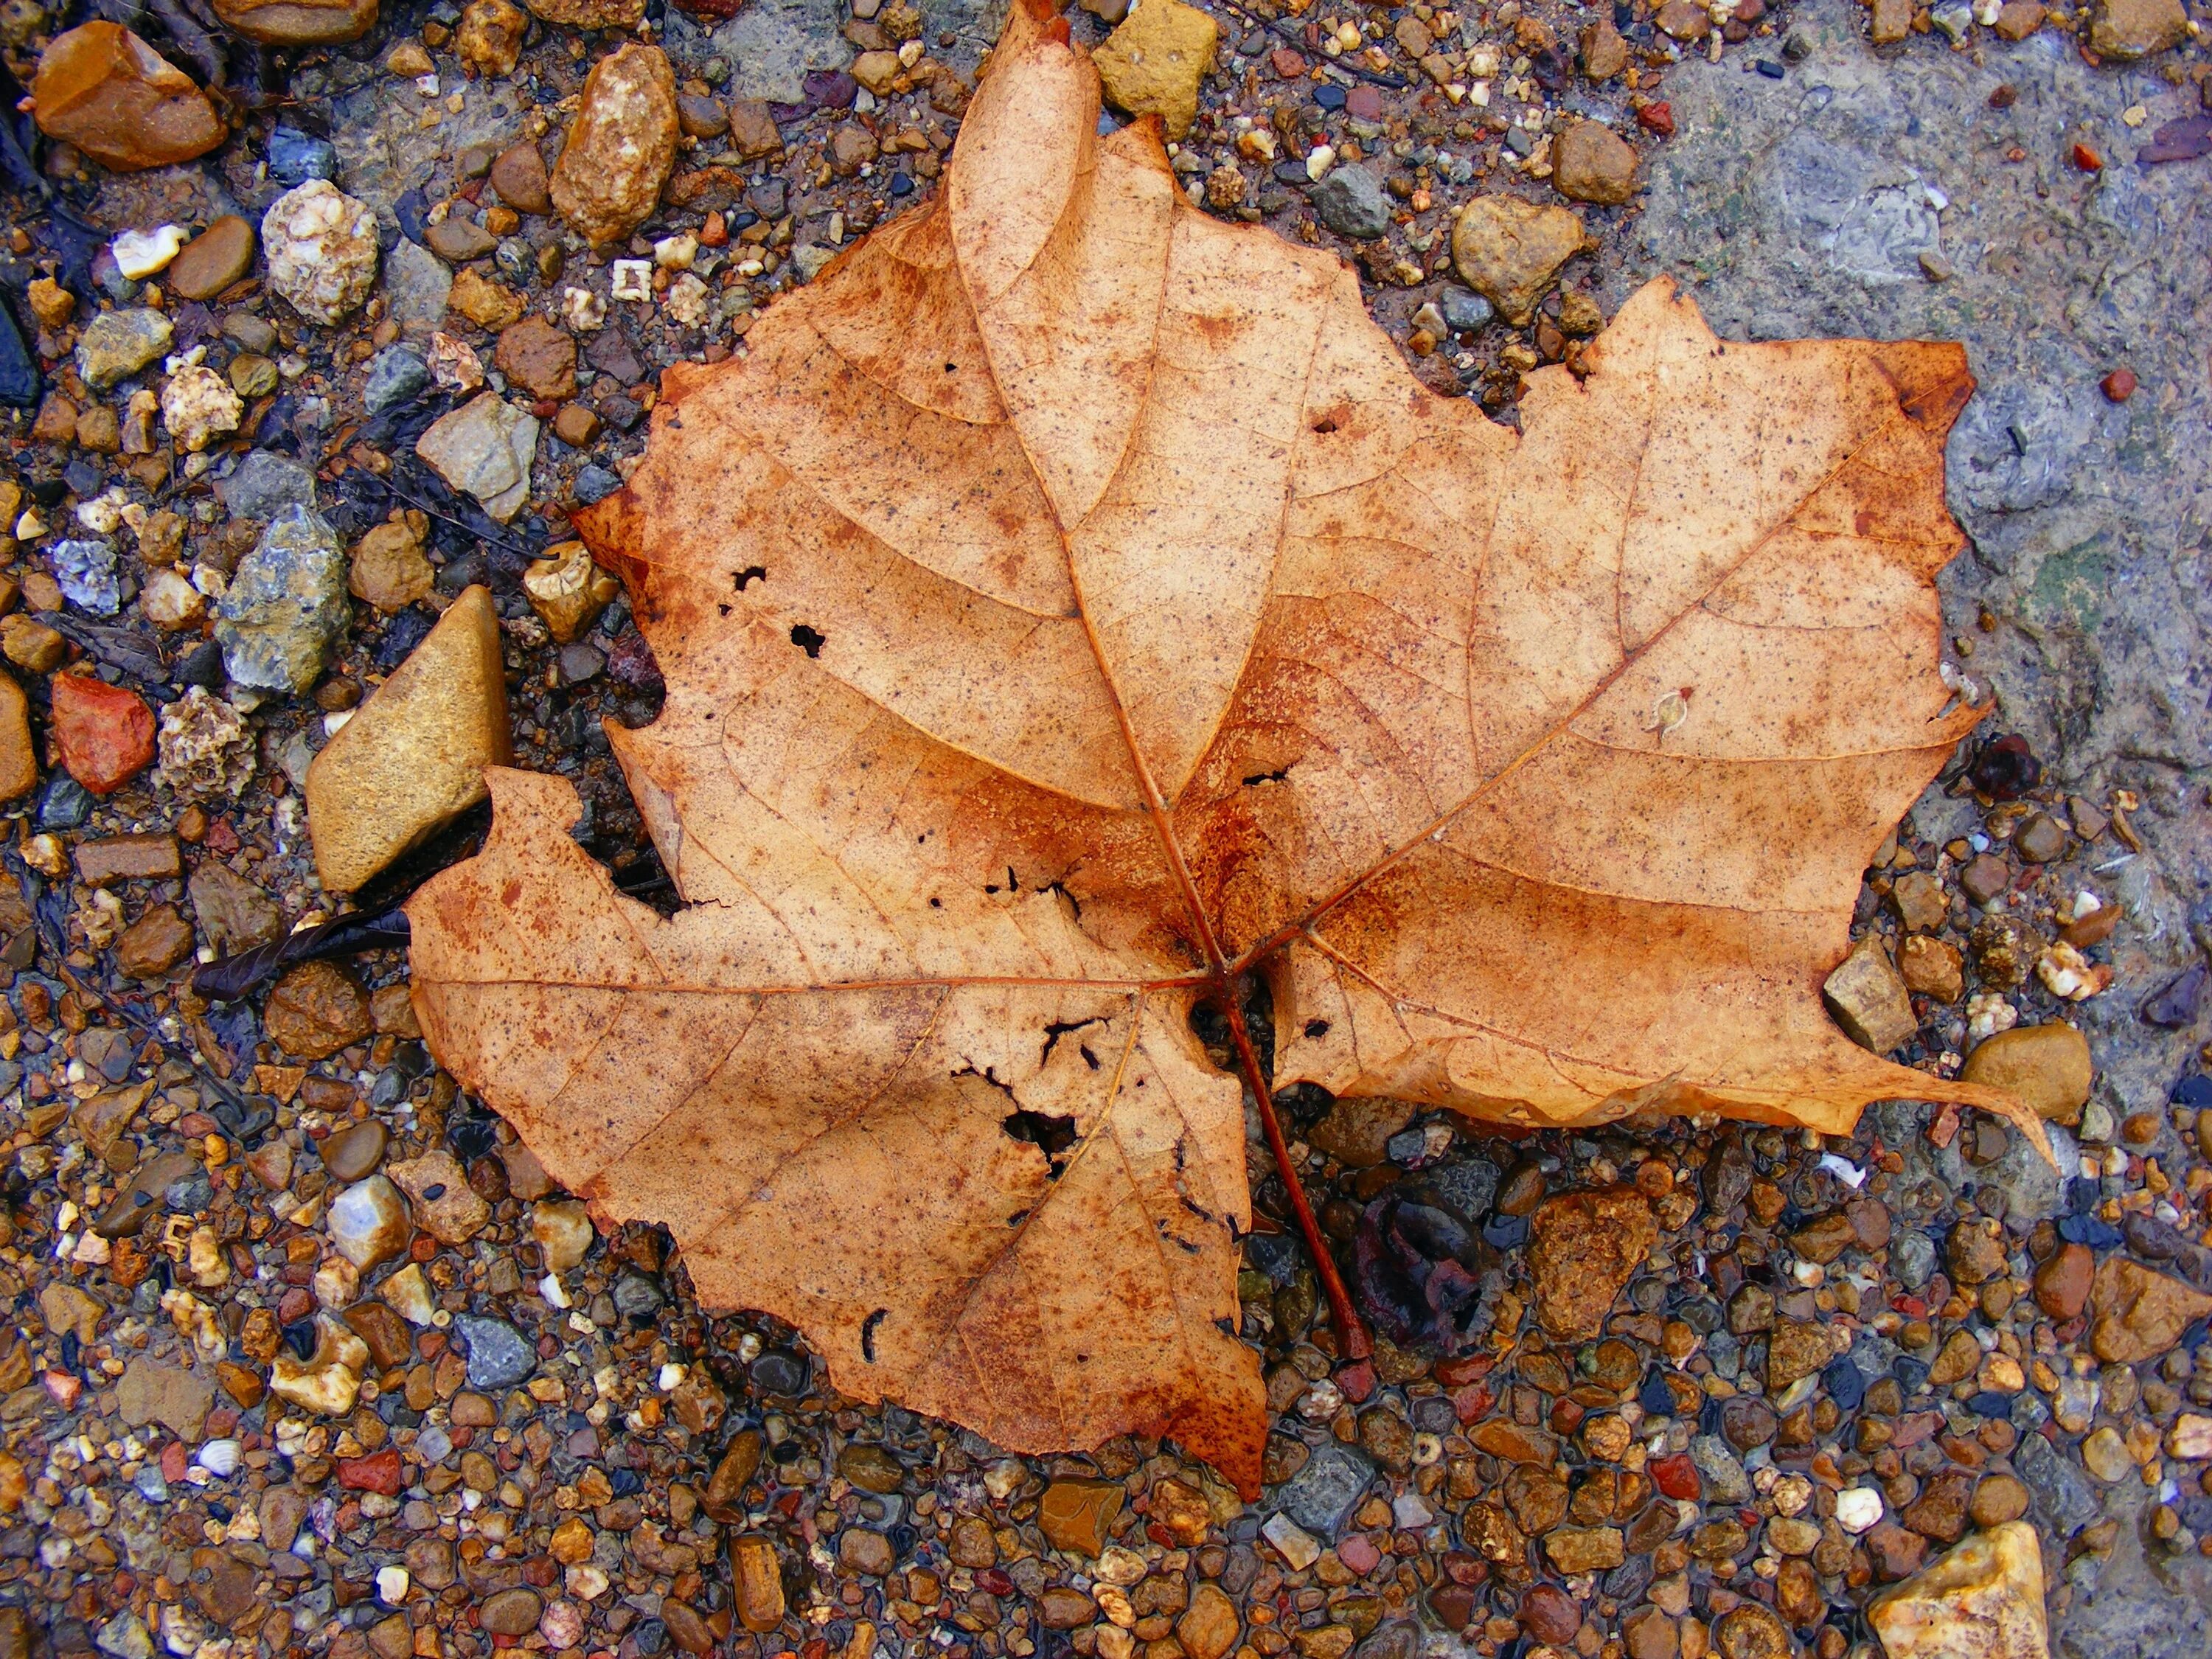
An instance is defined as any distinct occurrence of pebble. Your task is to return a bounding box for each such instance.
[495,316,579,401]
[730,1534,787,1630]
[75,308,173,389]
[326,1175,411,1270]
[2087,0,2188,58]
[262,181,380,325]
[1528,1186,1653,1338]
[479,1588,543,1637]
[524,543,622,643]
[168,216,257,301]
[1093,0,1219,139]
[2087,1256,2212,1363]
[1310,166,1392,240]
[1038,1478,1124,1556]
[453,1313,536,1388]
[319,1121,389,1182]
[1958,1021,2093,1127]
[49,673,156,794]
[1867,1531,2053,1659]
[29,23,226,172]
[268,1316,369,1416]
[266,960,374,1059]
[212,504,350,692]
[1551,120,1638,206]
[211,0,378,44]
[1450,195,1587,326]
[1835,1486,1884,1534]
[364,344,432,411]
[305,585,512,890]
[416,394,540,523]
[532,1199,594,1270]
[51,538,122,614]
[268,125,338,184]
[552,44,680,247]
[160,364,243,452]
[1823,935,1917,1054]
[491,141,555,215]
[389,1151,492,1243]
[349,509,437,611]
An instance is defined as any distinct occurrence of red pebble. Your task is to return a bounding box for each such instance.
[1452,1380,1495,1423]
[1638,102,1675,138]
[2071,142,2102,172]
[1334,1358,1377,1402]
[160,1441,189,1483]
[336,1447,403,1495]
[1271,47,1309,78]
[49,672,156,794]
[2101,368,2137,402]
[1649,1452,1701,1500]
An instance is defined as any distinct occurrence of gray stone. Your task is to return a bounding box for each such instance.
[1979,1119,2076,1225]
[1891,1229,1938,1293]
[76,308,173,388]
[611,1272,663,1318]
[453,1314,536,1388]
[213,505,351,694]
[1688,1435,1752,1505]
[383,239,453,338]
[1267,1441,1374,1537]
[2014,1419,2099,1534]
[1310,166,1391,240]
[416,394,539,524]
[95,1615,153,1659]
[1439,288,1494,333]
[215,451,319,521]
[364,345,431,412]
[705,0,856,102]
[52,539,121,615]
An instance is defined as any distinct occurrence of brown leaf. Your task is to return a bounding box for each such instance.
[406,1,2034,1495]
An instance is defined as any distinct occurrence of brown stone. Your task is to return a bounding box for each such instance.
[730,1534,785,1632]
[1177,1585,1239,1659]
[213,0,376,43]
[1655,0,1711,39]
[1899,1470,1972,1543]
[1992,0,2045,37]
[75,832,181,885]
[449,267,525,330]
[455,0,526,79]
[115,903,194,977]
[1528,1186,1655,1340]
[2033,1242,2093,1321]
[1551,120,1638,206]
[1889,870,1948,933]
[0,673,35,801]
[1870,0,1913,42]
[1450,195,1586,325]
[728,100,784,161]
[1038,1478,1124,1557]
[1823,935,1916,1054]
[1947,1217,2008,1286]
[703,1430,763,1522]
[1542,1525,1624,1575]
[189,863,285,956]
[29,24,226,172]
[306,586,513,891]
[1863,1520,1927,1581]
[320,1121,389,1182]
[1622,1607,1678,1659]
[553,403,602,447]
[495,317,578,401]
[1767,1318,1832,1390]
[490,142,554,216]
[1519,1585,1579,1646]
[524,0,644,24]
[349,510,436,612]
[552,44,679,246]
[342,1300,414,1370]
[1787,1211,1857,1265]
[168,218,257,301]
[1308,1096,1415,1166]
[1711,1605,1790,1659]
[479,1589,542,1637]
[2088,0,2188,58]
[1579,18,1629,80]
[265,961,373,1060]
[2088,1257,2212,1363]
[1960,1023,2092,1124]
[1898,934,1963,1002]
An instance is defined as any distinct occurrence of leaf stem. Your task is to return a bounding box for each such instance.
[1219,981,1372,1363]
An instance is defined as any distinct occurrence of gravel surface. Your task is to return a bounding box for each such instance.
[1,2,2208,1659]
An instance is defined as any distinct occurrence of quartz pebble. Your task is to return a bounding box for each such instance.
[262,181,380,325]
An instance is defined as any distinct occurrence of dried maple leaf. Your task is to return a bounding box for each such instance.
[406,1,2039,1495]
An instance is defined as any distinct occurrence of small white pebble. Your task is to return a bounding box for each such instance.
[658,1362,687,1391]
[113,226,187,279]
[376,1566,410,1604]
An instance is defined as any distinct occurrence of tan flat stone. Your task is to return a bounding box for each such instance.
[1866,1520,2048,1659]
[306,585,512,891]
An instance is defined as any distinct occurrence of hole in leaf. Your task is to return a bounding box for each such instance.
[1001,1109,1079,1178]
[1242,768,1290,787]
[1304,1019,1330,1038]
[860,1307,888,1362]
[790,624,826,658]
[734,566,767,590]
